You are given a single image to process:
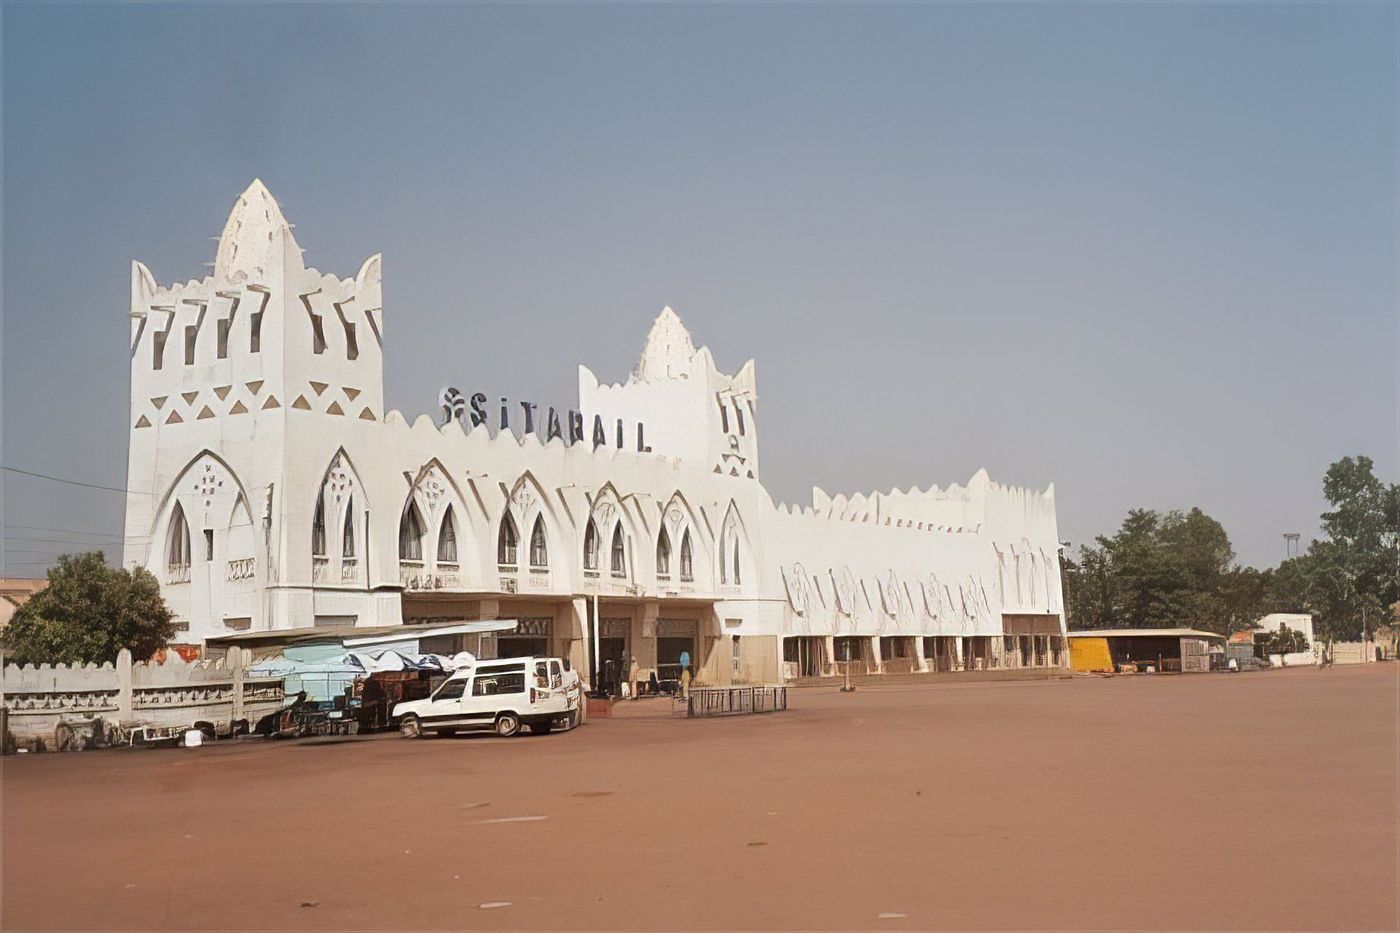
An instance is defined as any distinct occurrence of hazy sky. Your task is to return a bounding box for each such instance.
[2,2,1395,575]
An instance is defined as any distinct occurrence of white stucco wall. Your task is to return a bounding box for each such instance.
[122,181,1066,651]
[1255,613,1318,667]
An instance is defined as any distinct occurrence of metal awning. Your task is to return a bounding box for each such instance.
[206,619,518,649]
[341,621,515,647]
[1064,628,1225,641]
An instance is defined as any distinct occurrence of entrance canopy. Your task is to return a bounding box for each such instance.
[207,620,518,651]
[1065,628,1224,641]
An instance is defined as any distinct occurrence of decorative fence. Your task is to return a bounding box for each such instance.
[2,648,285,748]
[682,685,788,718]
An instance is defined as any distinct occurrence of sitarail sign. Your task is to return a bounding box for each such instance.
[438,387,651,453]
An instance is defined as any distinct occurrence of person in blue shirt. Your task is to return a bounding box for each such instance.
[678,648,692,698]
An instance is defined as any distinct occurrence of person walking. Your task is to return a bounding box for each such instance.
[628,655,640,699]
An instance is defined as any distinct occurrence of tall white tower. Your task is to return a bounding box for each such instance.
[123,180,384,639]
[578,307,759,479]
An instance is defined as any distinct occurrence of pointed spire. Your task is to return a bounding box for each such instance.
[635,306,697,381]
[213,179,300,280]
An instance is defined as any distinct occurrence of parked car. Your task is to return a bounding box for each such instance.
[393,657,581,738]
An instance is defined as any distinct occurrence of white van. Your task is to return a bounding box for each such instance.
[393,657,581,738]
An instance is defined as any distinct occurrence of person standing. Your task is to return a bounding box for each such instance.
[628,655,640,699]
[679,648,692,698]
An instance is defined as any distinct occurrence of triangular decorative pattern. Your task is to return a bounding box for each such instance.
[326,401,344,416]
[135,415,152,428]
[292,395,312,410]
[166,411,184,425]
[213,385,231,400]
[310,381,329,396]
[358,408,376,421]
[229,400,249,415]
[245,380,264,394]
[262,396,281,410]
[197,405,216,420]
[151,396,167,410]
[181,391,199,405]
[344,387,361,401]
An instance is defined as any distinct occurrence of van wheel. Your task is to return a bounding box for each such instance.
[528,722,552,736]
[399,715,423,739]
[495,712,521,737]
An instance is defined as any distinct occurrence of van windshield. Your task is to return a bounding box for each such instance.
[432,677,468,701]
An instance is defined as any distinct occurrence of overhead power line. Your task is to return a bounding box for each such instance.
[4,534,127,545]
[1,466,146,495]
[6,525,130,538]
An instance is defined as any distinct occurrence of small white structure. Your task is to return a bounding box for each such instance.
[121,181,1068,686]
[1253,613,1318,667]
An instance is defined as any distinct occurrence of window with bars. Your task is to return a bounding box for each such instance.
[498,514,519,566]
[437,506,458,564]
[679,530,694,582]
[610,525,626,577]
[312,495,327,557]
[656,527,671,577]
[529,516,548,569]
[400,503,425,561]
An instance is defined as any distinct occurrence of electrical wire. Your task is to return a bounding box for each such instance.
[5,525,131,538]
[1,466,146,494]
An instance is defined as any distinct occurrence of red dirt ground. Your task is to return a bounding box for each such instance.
[4,665,1397,931]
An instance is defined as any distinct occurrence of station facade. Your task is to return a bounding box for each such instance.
[122,181,1067,686]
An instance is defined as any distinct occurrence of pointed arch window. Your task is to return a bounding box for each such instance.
[498,514,518,567]
[529,516,548,569]
[437,506,458,564]
[720,532,729,584]
[583,520,600,571]
[656,527,672,578]
[399,503,425,562]
[732,537,742,585]
[679,530,694,583]
[167,504,191,569]
[610,525,627,578]
[342,495,356,559]
[312,494,327,557]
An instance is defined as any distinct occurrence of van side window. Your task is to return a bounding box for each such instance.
[433,679,468,701]
[535,661,550,688]
[473,672,525,696]
[548,660,563,689]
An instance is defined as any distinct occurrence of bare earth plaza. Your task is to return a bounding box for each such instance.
[5,666,1397,931]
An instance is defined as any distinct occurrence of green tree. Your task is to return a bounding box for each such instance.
[1282,457,1399,640]
[1065,507,1237,632]
[1064,457,1398,639]
[1060,545,1118,630]
[0,552,176,665]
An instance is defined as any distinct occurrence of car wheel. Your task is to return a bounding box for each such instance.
[495,712,521,737]
[399,715,423,739]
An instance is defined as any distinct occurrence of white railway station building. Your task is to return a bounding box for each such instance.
[122,181,1067,686]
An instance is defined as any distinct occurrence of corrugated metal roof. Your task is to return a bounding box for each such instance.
[1064,628,1225,640]
[207,619,518,647]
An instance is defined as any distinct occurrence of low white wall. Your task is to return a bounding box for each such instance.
[2,648,284,744]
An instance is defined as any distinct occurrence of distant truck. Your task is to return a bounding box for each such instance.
[393,657,581,738]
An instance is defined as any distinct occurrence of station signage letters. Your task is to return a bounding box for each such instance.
[438,387,651,453]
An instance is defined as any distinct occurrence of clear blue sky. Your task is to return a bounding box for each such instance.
[2,2,1395,574]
